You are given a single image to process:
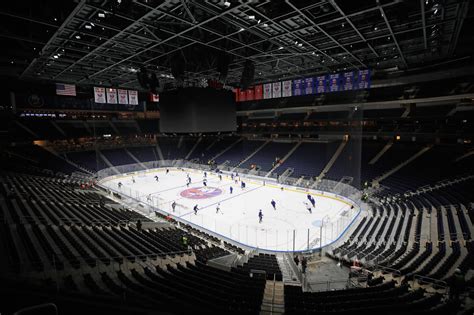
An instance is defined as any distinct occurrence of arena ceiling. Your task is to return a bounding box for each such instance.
[0,0,472,91]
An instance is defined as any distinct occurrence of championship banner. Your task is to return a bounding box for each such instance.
[263,83,272,99]
[239,89,247,102]
[254,84,263,100]
[282,80,292,97]
[118,89,128,105]
[293,79,303,96]
[316,75,326,94]
[94,87,106,103]
[357,69,371,89]
[128,90,139,105]
[304,77,314,95]
[234,88,240,102]
[342,71,354,91]
[272,81,282,98]
[246,88,255,101]
[106,88,118,104]
[328,73,340,92]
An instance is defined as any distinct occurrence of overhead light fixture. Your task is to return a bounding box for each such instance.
[298,43,303,47]
[263,23,268,27]
[53,55,59,59]
[223,1,231,7]
[239,27,244,32]
[85,25,92,29]
[257,19,261,24]
[278,46,283,50]
[75,35,81,39]
[98,12,105,18]
[248,15,255,20]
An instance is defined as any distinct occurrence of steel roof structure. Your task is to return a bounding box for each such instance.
[0,0,472,90]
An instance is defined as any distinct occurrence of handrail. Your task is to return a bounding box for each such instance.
[14,303,58,315]
[413,274,448,289]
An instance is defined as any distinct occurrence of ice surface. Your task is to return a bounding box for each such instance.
[101,168,360,251]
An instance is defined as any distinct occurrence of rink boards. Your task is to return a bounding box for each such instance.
[99,167,361,252]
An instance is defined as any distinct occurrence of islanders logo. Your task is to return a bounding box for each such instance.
[180,187,222,199]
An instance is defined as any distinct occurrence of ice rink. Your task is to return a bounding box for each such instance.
[101,167,360,252]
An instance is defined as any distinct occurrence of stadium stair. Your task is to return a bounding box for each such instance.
[373,145,432,185]
[185,137,202,159]
[369,141,394,165]
[98,151,119,174]
[234,140,270,169]
[266,141,302,177]
[124,148,148,170]
[317,140,346,180]
[211,137,242,161]
[260,280,285,315]
[155,143,164,160]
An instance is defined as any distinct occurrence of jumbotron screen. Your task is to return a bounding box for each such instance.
[159,87,236,133]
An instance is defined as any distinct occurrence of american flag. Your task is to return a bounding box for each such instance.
[56,83,76,96]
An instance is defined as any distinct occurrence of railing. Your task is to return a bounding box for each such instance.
[413,274,448,293]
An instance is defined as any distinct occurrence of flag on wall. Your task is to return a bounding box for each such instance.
[293,79,303,96]
[94,87,106,103]
[56,83,76,96]
[315,75,326,94]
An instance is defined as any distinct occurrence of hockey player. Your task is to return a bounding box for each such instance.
[271,199,276,210]
[203,178,207,187]
[219,174,222,181]
[166,169,169,174]
[132,177,135,184]
[258,210,263,223]
[171,201,176,212]
[193,205,199,215]
[230,186,233,194]
[216,203,220,214]
[241,181,246,189]
[118,182,122,188]
[310,196,316,208]
[154,175,159,182]
[305,202,312,214]
[307,194,312,202]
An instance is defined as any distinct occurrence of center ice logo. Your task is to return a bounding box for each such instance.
[180,187,222,199]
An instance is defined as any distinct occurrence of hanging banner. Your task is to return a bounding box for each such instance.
[234,88,240,102]
[328,73,340,92]
[246,88,255,101]
[315,75,326,94]
[342,71,354,91]
[94,87,106,103]
[238,89,246,102]
[304,77,314,95]
[272,81,282,98]
[263,83,272,99]
[293,79,303,96]
[106,88,118,104]
[254,84,263,100]
[118,89,128,105]
[128,90,139,105]
[282,80,292,97]
[357,69,371,89]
